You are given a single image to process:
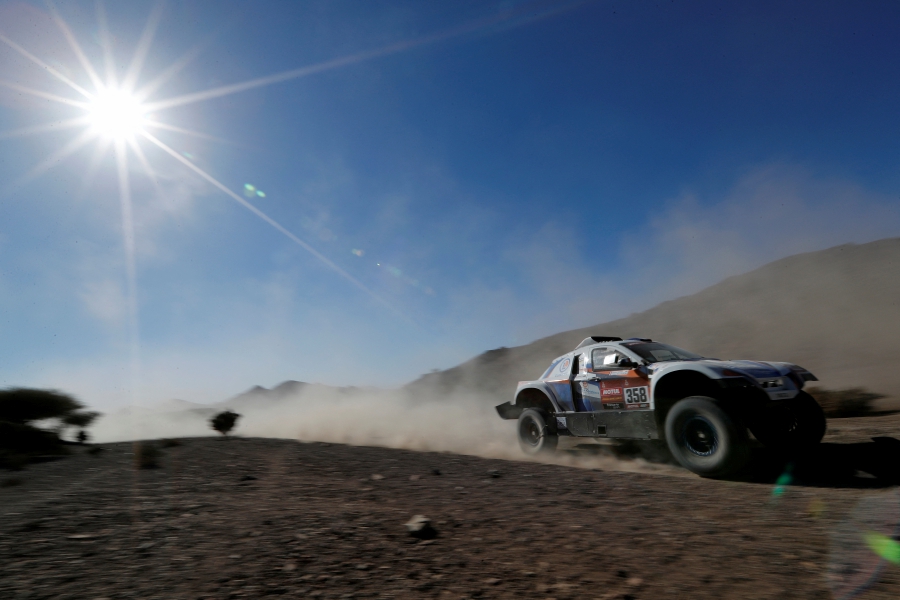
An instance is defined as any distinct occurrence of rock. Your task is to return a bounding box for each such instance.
[484,578,502,585]
[371,474,385,481]
[487,470,501,478]
[431,468,441,476]
[239,475,257,481]
[409,475,421,481]
[404,515,437,540]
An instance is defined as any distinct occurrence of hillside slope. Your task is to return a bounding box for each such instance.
[407,238,900,402]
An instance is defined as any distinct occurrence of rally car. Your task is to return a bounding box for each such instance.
[495,336,825,477]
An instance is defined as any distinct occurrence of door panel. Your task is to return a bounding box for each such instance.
[598,373,652,411]
[589,347,653,411]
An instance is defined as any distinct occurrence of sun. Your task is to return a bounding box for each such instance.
[87,87,146,140]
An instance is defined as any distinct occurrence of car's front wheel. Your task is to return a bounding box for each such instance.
[665,396,749,477]
[749,391,826,452]
[517,408,558,455]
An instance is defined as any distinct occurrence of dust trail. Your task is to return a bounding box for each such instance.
[91,386,682,476]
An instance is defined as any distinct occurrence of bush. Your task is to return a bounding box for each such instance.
[807,387,886,418]
[0,388,99,446]
[0,388,83,424]
[210,410,241,437]
[0,421,63,454]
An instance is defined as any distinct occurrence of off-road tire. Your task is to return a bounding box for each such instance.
[665,396,750,478]
[517,408,558,455]
[750,391,826,452]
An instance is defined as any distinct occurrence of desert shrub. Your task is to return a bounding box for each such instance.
[0,388,83,423]
[87,446,105,456]
[0,388,99,446]
[134,442,161,469]
[161,438,182,448]
[210,410,241,438]
[807,387,885,418]
[0,421,63,454]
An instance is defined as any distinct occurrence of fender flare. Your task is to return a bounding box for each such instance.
[496,383,561,420]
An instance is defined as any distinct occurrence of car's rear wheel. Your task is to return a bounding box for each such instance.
[665,396,749,477]
[517,408,558,455]
[749,391,826,452]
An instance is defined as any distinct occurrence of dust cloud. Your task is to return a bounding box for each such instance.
[91,386,680,475]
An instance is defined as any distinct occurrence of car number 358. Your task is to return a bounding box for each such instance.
[624,386,649,404]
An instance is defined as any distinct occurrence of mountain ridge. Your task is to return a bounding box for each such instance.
[405,237,900,403]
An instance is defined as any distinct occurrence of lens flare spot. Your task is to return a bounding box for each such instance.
[864,532,900,564]
[256,190,266,198]
[352,249,364,257]
[772,464,794,497]
[87,88,146,139]
[243,183,256,197]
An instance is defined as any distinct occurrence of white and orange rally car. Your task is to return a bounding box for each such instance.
[495,336,824,477]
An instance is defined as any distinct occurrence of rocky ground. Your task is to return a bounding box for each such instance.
[2,414,900,600]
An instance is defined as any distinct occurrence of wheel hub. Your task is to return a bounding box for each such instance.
[682,416,719,457]
[523,419,542,446]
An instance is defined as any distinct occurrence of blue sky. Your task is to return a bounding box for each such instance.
[1,0,898,409]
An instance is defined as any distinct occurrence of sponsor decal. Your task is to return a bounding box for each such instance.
[581,382,601,398]
[559,358,571,373]
[603,402,624,410]
[610,370,630,376]
[556,417,567,429]
[602,387,623,397]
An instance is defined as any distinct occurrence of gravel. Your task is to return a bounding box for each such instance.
[1,415,899,599]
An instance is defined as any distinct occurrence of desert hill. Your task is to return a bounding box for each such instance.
[407,237,900,403]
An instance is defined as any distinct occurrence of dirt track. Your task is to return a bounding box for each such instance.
[2,415,900,599]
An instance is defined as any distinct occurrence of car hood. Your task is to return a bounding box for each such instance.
[698,359,787,378]
[648,359,788,379]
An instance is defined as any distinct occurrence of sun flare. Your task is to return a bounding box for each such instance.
[87,88,146,140]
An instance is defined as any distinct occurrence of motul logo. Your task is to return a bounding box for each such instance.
[602,388,622,396]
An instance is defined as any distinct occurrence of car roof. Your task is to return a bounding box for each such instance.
[573,336,652,350]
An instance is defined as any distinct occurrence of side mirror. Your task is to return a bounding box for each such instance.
[617,358,639,368]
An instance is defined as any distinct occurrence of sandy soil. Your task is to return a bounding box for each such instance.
[2,415,900,599]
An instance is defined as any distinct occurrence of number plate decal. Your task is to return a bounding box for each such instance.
[623,386,650,407]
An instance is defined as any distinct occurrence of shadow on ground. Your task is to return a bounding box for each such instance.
[565,436,900,489]
[738,437,900,488]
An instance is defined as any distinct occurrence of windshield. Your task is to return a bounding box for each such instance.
[621,342,704,363]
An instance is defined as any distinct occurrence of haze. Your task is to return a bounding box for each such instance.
[1,0,898,411]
